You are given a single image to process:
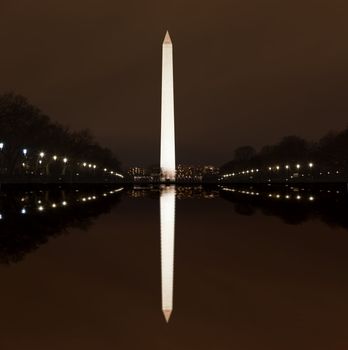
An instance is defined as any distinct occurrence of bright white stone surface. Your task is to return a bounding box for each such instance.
[160,31,176,181]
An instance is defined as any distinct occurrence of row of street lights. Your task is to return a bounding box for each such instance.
[0,142,124,179]
[268,163,313,171]
[222,163,315,179]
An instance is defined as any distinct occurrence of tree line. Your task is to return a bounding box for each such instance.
[0,93,121,177]
[221,128,348,172]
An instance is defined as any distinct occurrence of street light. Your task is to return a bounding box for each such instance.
[0,142,4,150]
[296,164,301,169]
[309,163,313,168]
[22,148,28,156]
[53,155,58,160]
[63,157,68,163]
[39,152,45,158]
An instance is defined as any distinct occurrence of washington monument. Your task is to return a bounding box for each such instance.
[160,31,176,182]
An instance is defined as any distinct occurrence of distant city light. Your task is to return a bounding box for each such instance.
[296,164,301,169]
[21,208,26,214]
[53,155,58,160]
[39,152,45,158]
[62,201,67,206]
[38,206,44,211]
[83,162,87,167]
[285,165,289,169]
[63,157,68,163]
[0,142,4,150]
[22,148,28,156]
[309,163,313,168]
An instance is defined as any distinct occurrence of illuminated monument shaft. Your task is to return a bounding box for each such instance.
[160,31,176,181]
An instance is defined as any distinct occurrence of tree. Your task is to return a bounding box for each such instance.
[234,146,256,162]
[0,92,121,177]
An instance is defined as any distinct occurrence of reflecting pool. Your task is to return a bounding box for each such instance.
[0,184,348,349]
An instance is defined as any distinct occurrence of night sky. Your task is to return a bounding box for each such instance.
[1,0,347,167]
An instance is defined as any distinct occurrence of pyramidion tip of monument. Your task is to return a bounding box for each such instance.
[163,309,172,323]
[163,30,172,45]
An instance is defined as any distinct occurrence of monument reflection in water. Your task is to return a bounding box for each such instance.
[160,185,175,323]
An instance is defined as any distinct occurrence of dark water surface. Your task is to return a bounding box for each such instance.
[1,185,348,349]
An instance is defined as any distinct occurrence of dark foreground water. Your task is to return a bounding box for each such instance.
[1,184,348,349]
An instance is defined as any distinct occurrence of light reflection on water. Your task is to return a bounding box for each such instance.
[160,185,175,322]
[1,185,348,261]
[0,184,348,348]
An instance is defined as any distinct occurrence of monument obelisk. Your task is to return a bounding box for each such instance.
[160,31,176,182]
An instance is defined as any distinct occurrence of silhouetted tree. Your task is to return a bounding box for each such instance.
[0,92,121,177]
[221,128,348,174]
[234,146,256,162]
